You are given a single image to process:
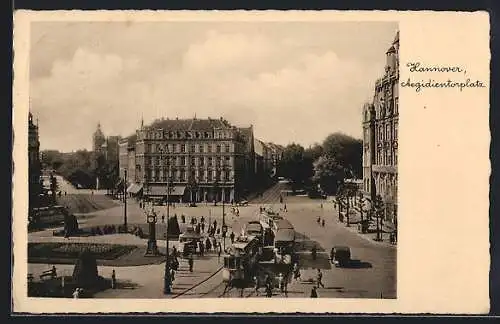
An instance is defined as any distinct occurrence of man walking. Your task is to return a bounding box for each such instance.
[316,269,325,288]
[188,256,194,272]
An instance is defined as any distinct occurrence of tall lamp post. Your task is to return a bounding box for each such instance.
[123,169,128,231]
[216,166,228,251]
[162,147,172,295]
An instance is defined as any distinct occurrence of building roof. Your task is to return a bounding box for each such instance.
[147,117,234,131]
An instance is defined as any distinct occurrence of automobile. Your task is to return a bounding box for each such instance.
[331,246,351,267]
[237,200,249,206]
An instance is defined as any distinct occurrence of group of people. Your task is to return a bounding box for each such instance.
[254,273,288,298]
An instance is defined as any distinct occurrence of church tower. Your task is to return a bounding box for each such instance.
[93,122,106,153]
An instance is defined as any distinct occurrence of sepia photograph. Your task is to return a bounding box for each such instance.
[25,19,399,300]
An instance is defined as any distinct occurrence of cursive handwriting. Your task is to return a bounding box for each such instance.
[407,62,465,74]
[401,61,486,92]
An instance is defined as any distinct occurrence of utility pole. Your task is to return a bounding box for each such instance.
[164,148,172,294]
[124,169,128,230]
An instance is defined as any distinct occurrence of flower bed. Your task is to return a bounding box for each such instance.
[28,243,136,261]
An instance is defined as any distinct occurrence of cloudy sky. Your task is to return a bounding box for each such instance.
[30,21,398,152]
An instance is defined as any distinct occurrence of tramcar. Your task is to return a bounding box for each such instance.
[244,221,263,242]
[222,235,262,293]
[272,219,296,265]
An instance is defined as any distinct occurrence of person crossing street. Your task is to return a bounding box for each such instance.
[316,269,325,288]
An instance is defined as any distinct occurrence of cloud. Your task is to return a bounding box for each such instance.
[31,29,387,152]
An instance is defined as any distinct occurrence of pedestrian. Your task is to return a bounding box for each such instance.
[170,268,175,282]
[311,245,317,261]
[283,204,287,212]
[310,287,318,298]
[254,276,260,296]
[317,216,321,225]
[283,274,289,297]
[218,244,221,263]
[72,288,81,299]
[188,256,194,272]
[205,237,212,252]
[293,262,301,281]
[201,222,205,233]
[200,241,205,256]
[330,247,335,263]
[321,219,325,227]
[266,284,273,298]
[213,220,217,229]
[316,269,325,288]
[277,272,284,293]
[51,265,57,279]
[320,203,323,209]
[162,215,165,223]
[111,269,116,289]
[230,232,235,244]
[64,191,67,196]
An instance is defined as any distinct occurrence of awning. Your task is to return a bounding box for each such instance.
[147,186,186,196]
[127,183,143,194]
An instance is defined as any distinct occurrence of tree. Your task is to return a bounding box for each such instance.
[311,156,346,195]
[278,143,311,190]
[373,194,385,241]
[168,215,181,237]
[322,133,363,178]
[337,182,358,227]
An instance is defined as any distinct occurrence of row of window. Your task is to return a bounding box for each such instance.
[146,142,233,154]
[145,156,232,167]
[376,147,398,166]
[375,177,398,200]
[145,169,232,182]
[145,130,234,141]
[375,121,398,143]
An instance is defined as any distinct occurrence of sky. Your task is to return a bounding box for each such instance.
[29,21,398,152]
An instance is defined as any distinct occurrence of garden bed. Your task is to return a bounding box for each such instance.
[28,243,168,266]
[28,242,136,261]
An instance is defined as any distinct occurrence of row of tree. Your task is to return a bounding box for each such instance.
[277,132,363,195]
[41,149,119,190]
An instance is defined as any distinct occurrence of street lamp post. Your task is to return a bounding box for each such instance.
[163,148,172,295]
[124,169,128,231]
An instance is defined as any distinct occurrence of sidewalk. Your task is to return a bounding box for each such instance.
[332,207,397,248]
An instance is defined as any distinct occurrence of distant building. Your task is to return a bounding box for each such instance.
[91,123,121,189]
[254,139,284,179]
[362,31,399,224]
[119,117,256,203]
[28,112,41,210]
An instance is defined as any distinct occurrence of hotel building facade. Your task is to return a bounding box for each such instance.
[119,117,255,203]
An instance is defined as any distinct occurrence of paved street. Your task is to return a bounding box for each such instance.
[28,180,396,299]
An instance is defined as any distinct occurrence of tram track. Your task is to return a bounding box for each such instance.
[171,266,223,299]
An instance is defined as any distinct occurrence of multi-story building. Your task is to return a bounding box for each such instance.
[119,117,256,203]
[28,112,41,210]
[362,31,399,224]
[266,142,284,178]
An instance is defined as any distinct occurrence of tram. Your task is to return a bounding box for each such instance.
[272,219,296,265]
[244,221,264,243]
[222,235,262,293]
